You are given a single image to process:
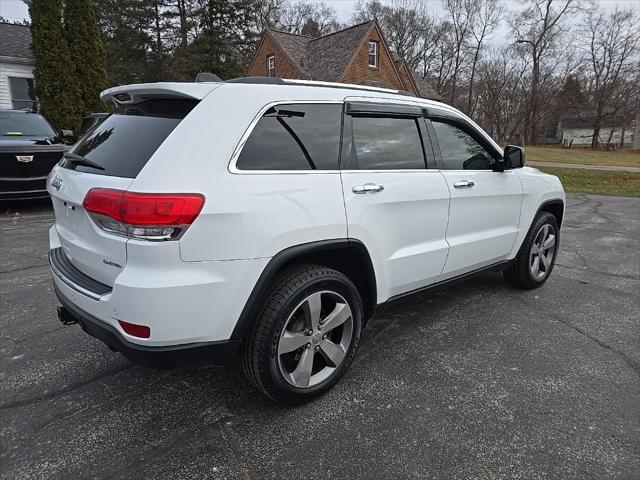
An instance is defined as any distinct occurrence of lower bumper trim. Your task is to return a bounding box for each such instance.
[54,285,240,368]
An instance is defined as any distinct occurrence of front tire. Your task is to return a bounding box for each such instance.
[504,211,559,289]
[240,264,363,405]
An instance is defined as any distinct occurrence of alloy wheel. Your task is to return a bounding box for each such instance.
[277,290,354,388]
[529,224,557,281]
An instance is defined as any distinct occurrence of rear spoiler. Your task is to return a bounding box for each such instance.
[100,82,220,105]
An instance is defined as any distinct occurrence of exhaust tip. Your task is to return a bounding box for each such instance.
[57,306,78,325]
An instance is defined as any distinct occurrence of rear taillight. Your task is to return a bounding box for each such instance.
[83,188,205,240]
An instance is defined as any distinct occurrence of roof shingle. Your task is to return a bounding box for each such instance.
[306,21,374,82]
[0,23,33,60]
[269,30,311,75]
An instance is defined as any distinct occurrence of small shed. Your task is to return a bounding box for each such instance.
[557,115,635,148]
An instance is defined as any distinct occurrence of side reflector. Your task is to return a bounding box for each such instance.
[118,320,151,338]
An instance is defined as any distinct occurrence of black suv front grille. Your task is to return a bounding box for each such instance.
[0,150,65,178]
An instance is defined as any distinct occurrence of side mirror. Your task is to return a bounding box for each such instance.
[503,145,525,169]
[60,129,76,144]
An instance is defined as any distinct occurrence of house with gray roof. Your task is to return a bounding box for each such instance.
[247,20,440,100]
[0,22,36,110]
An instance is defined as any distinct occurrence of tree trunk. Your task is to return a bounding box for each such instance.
[466,44,481,115]
[154,3,162,57]
[591,126,600,149]
[178,0,188,48]
[524,50,540,145]
[591,102,605,149]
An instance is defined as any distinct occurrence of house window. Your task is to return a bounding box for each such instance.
[9,77,37,111]
[368,41,378,68]
[267,55,275,77]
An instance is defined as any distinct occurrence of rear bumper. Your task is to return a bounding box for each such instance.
[54,284,240,367]
[48,225,269,348]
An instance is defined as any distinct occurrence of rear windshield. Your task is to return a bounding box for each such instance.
[62,99,198,178]
[0,112,56,137]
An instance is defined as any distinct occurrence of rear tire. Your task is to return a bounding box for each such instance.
[240,264,363,405]
[504,211,559,289]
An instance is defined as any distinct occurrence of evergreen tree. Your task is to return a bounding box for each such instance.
[64,0,108,113]
[94,0,157,85]
[29,0,81,130]
[195,0,261,79]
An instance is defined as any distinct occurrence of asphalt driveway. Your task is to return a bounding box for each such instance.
[1,193,638,479]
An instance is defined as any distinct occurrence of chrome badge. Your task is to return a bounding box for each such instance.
[16,155,33,163]
[51,174,62,191]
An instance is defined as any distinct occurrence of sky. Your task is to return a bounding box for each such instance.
[1,0,638,41]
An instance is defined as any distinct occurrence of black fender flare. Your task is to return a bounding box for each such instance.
[513,198,565,257]
[230,238,376,341]
[535,198,565,225]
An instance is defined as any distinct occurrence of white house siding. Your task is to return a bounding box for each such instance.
[561,127,635,147]
[0,60,34,109]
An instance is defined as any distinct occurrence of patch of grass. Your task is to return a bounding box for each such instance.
[538,166,640,197]
[526,146,640,168]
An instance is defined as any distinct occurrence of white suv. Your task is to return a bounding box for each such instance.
[48,78,565,404]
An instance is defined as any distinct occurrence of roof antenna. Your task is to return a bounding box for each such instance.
[195,72,223,83]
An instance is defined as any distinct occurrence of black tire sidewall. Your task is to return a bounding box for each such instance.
[266,274,363,400]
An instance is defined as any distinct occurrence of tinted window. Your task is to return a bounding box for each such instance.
[63,99,197,178]
[77,114,108,139]
[237,104,341,170]
[0,112,56,137]
[432,120,495,170]
[344,116,425,170]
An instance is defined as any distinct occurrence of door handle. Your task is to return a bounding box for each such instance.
[352,183,384,194]
[453,180,475,189]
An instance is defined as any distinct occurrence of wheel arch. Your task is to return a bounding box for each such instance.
[537,198,565,226]
[230,239,377,342]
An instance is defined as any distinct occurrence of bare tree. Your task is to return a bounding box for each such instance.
[427,21,457,95]
[474,46,528,143]
[580,7,640,148]
[253,0,288,33]
[278,1,340,36]
[442,0,477,106]
[511,0,581,144]
[466,0,501,116]
[354,0,432,70]
[419,19,451,84]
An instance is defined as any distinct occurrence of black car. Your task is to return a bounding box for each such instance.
[0,109,73,200]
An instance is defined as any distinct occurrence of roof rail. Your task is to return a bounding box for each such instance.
[210,72,428,97]
[219,75,420,98]
[283,79,416,97]
[227,76,287,85]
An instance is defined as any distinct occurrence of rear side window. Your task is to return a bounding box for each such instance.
[63,99,197,178]
[343,116,425,170]
[236,104,342,170]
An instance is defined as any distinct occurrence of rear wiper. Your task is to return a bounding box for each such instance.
[63,152,105,171]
